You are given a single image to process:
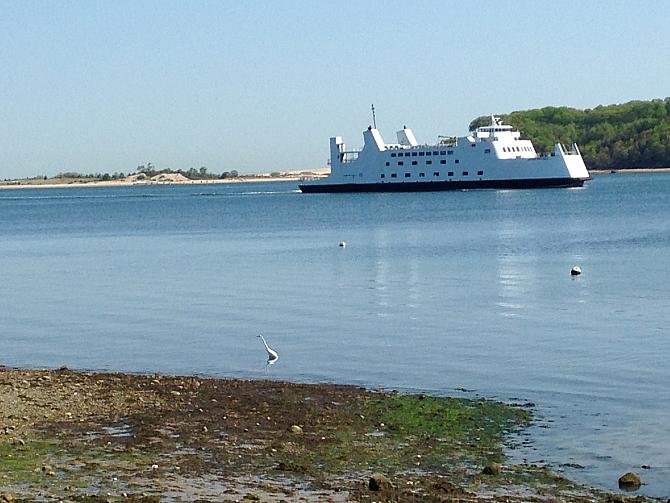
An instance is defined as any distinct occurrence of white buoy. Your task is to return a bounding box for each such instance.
[338,241,347,248]
[571,266,582,276]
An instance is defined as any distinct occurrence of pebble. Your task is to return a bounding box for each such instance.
[368,473,394,492]
[482,463,501,475]
[290,425,303,434]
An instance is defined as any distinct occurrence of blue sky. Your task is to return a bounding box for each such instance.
[1,0,669,178]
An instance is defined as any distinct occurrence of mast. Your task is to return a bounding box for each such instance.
[371,104,377,129]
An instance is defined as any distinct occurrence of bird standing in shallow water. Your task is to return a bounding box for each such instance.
[258,334,279,363]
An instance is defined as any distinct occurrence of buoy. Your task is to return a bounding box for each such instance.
[571,266,582,276]
[338,241,347,248]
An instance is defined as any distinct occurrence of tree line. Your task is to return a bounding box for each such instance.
[469,97,670,170]
[56,164,239,181]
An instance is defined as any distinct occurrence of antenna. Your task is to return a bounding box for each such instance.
[371,104,377,129]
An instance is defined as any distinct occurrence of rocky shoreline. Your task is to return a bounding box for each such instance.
[0,367,656,502]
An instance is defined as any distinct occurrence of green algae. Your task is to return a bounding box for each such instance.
[270,393,530,478]
[0,438,61,484]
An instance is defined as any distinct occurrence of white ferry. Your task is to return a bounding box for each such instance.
[299,116,590,193]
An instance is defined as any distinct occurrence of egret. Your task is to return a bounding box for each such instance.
[258,334,279,362]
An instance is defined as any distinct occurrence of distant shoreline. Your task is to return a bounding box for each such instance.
[2,166,668,190]
[589,167,670,174]
[0,168,330,190]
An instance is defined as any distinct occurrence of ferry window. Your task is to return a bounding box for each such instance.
[425,151,431,156]
[471,144,476,147]
[447,150,453,155]
[462,171,468,176]
[426,160,432,165]
[440,150,446,155]
[385,162,389,166]
[381,173,385,178]
[440,160,446,164]
[405,153,410,157]
[412,161,417,165]
[448,171,454,176]
[433,151,439,155]
[433,171,440,177]
[419,172,425,177]
[419,152,425,156]
[455,159,460,164]
[412,152,418,157]
[398,161,404,166]
[405,172,411,178]
[484,149,490,154]
[477,170,483,175]
[391,173,397,178]
[391,153,396,157]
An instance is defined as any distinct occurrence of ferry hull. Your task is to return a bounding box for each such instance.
[299,177,586,193]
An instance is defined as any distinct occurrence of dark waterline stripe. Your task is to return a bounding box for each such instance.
[299,177,586,193]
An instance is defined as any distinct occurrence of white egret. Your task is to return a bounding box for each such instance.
[257,334,279,362]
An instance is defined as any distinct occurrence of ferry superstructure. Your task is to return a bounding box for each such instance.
[299,116,590,193]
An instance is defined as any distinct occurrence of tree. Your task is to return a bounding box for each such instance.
[470,97,670,169]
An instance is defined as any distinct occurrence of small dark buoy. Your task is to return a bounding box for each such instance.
[338,241,347,248]
[571,266,582,276]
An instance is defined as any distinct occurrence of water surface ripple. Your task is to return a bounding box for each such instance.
[1,174,669,496]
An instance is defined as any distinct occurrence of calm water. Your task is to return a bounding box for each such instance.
[1,174,669,496]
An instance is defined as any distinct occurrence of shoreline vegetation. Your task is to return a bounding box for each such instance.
[0,367,656,502]
[470,98,670,171]
[1,167,669,191]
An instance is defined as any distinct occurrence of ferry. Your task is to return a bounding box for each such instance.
[299,115,590,193]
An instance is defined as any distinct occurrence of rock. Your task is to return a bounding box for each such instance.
[618,471,641,490]
[482,463,501,475]
[290,425,303,434]
[369,473,394,492]
[0,493,15,503]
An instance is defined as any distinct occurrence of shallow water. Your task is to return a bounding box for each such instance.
[1,174,669,496]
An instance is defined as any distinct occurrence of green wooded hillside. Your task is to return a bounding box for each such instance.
[469,98,670,170]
